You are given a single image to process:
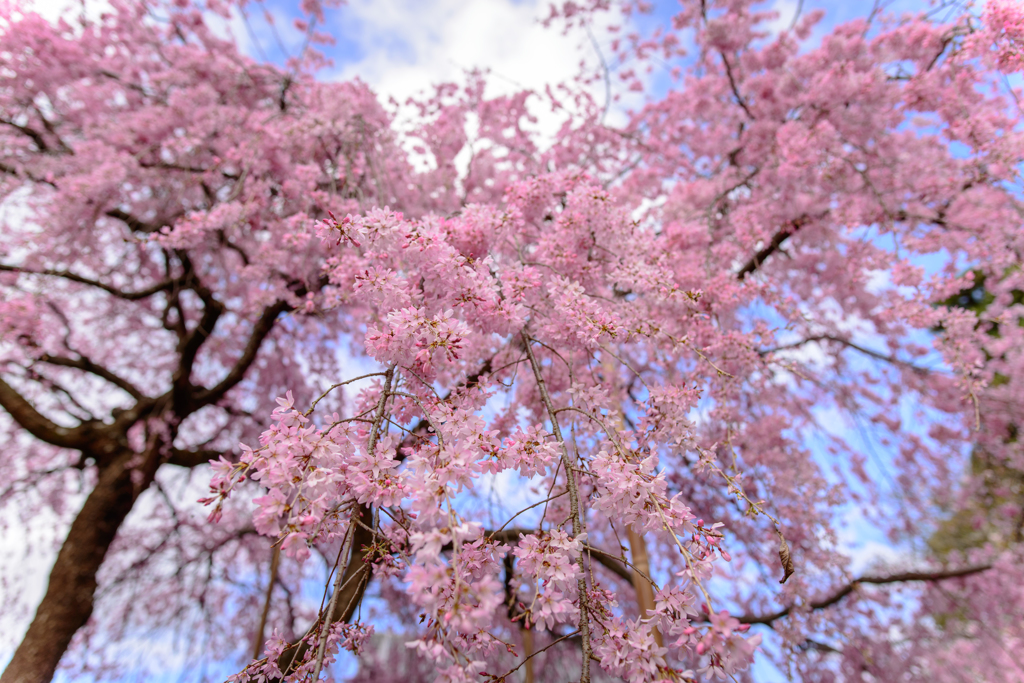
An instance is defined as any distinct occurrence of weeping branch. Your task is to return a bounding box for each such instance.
[522,332,593,683]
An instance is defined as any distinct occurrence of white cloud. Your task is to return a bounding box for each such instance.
[330,0,592,101]
[322,0,642,139]
[15,0,106,23]
[763,0,802,36]
[835,507,912,575]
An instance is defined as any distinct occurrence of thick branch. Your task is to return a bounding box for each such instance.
[136,159,240,179]
[272,506,374,679]
[166,447,222,469]
[1,119,51,153]
[104,208,161,234]
[0,448,154,683]
[172,259,225,408]
[193,300,290,409]
[274,371,396,679]
[37,354,144,399]
[736,215,811,280]
[0,376,91,449]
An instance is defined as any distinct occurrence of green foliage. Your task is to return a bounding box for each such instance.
[930,268,1024,555]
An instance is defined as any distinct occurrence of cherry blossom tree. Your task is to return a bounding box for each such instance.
[1,0,1023,682]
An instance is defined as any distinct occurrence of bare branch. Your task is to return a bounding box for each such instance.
[739,564,993,626]
[761,334,933,374]
[0,447,153,683]
[104,208,162,234]
[37,353,144,399]
[0,118,52,153]
[166,447,222,469]
[719,52,754,119]
[253,546,281,660]
[0,264,177,301]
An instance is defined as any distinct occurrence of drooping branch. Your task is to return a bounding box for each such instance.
[273,368,396,680]
[395,354,495,457]
[600,351,663,647]
[272,507,375,681]
[521,332,593,683]
[309,366,393,680]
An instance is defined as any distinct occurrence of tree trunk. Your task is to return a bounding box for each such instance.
[1,452,144,683]
[522,625,535,683]
[627,527,662,647]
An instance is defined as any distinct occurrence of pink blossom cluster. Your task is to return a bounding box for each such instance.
[513,530,584,629]
[210,172,773,680]
[205,390,406,562]
[981,0,1024,72]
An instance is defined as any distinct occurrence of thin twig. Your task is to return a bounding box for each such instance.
[487,491,569,541]
[491,630,581,681]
